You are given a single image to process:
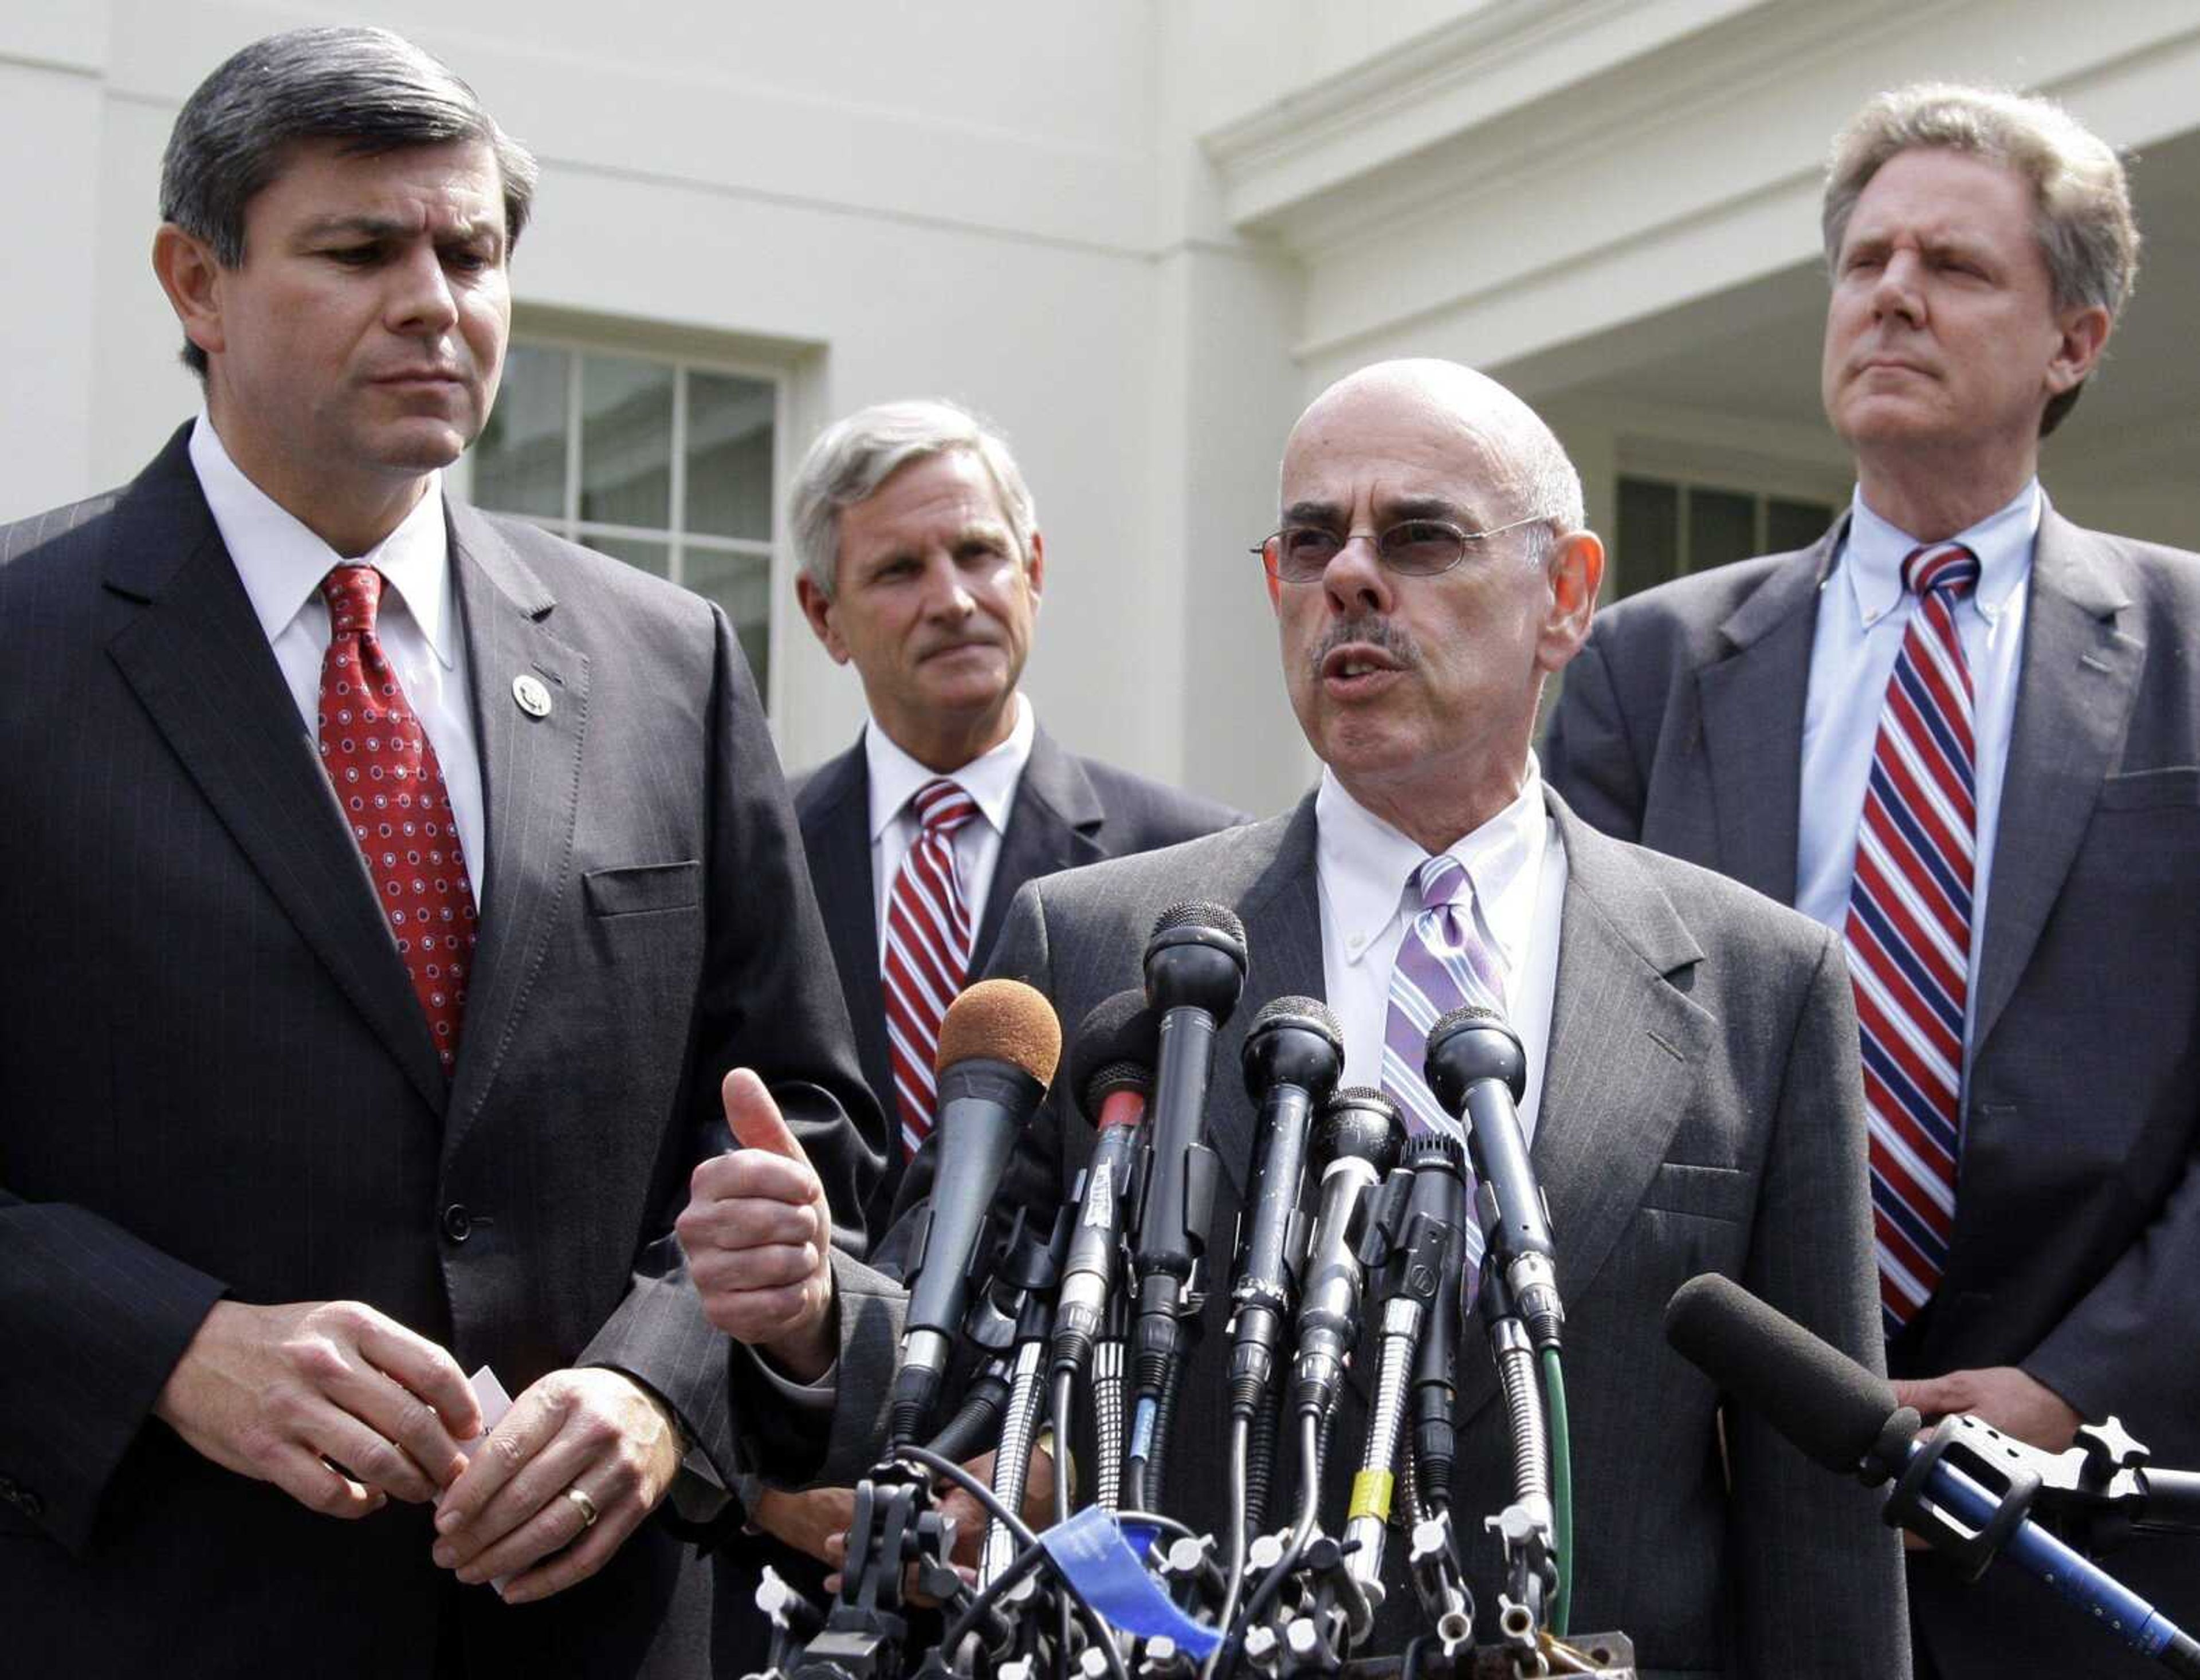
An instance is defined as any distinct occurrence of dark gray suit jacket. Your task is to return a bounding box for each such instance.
[802,792,1907,1679]
[0,429,883,1678]
[792,726,1244,1229]
[1543,510,2200,1679]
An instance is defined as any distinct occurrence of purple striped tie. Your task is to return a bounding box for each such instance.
[882,778,979,1159]
[1384,853,1507,1268]
[1845,541,1980,1336]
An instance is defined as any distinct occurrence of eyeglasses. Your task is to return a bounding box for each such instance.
[1252,514,1551,584]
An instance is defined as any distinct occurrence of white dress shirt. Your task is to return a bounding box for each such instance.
[1797,481,2037,1080]
[188,413,489,902]
[1314,757,1567,1140]
[863,693,1036,961]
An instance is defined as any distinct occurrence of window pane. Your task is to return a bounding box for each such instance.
[580,355,673,529]
[1767,497,1836,554]
[1616,477,1679,598]
[588,533,670,579]
[472,343,568,518]
[685,372,775,541]
[685,548,772,695]
[1689,487,1757,572]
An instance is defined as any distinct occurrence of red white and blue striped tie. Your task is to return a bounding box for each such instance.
[1845,541,1980,1336]
[883,778,979,1159]
[1383,853,1507,1269]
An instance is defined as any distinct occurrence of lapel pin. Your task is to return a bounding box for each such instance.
[512,674,553,719]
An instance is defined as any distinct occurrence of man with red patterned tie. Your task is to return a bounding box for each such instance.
[711,401,1238,1666]
[1544,84,2200,1679]
[0,26,880,1678]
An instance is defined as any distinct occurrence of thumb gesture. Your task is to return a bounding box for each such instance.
[677,1071,838,1379]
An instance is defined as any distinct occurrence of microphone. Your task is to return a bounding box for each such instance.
[889,979,1062,1451]
[1126,901,1248,1506]
[1346,1132,1467,1595]
[1424,1006,1562,1351]
[1051,988,1159,1382]
[1666,1274,2200,1677]
[1228,997,1343,1422]
[1410,1138,1471,1506]
[1289,1087,1405,1426]
[1227,996,1343,1540]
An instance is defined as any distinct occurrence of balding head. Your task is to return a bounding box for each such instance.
[1268,359,1603,852]
[1285,360,1584,546]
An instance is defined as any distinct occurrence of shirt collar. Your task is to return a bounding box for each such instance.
[188,411,457,666]
[865,693,1035,842]
[1315,755,1547,978]
[1839,478,2041,631]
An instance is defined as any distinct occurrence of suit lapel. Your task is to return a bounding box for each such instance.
[1207,798,1325,1202]
[974,725,1107,965]
[803,743,896,1118]
[1694,534,1834,901]
[440,505,590,1155]
[101,433,448,1112]
[1971,513,2140,1057]
[1453,795,1713,1427]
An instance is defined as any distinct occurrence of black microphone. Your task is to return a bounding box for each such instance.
[889,978,1062,1451]
[1346,1131,1467,1593]
[1051,989,1159,1382]
[1125,901,1247,1505]
[1410,1136,1470,1506]
[1424,1006,1562,1351]
[1227,997,1343,1422]
[1289,1087,1405,1424]
[1666,1274,2200,1677]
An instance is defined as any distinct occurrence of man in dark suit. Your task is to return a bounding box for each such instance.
[1542,83,2199,1679]
[0,27,878,1678]
[711,399,1238,1661]
[788,398,1243,1223]
[687,360,1910,1678]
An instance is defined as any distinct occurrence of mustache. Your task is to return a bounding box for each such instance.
[1310,615,1419,676]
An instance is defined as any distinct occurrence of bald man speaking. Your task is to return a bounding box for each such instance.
[686,361,1910,1678]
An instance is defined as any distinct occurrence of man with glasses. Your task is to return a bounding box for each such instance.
[684,359,1908,1675]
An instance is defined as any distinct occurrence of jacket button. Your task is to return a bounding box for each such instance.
[441,1203,473,1243]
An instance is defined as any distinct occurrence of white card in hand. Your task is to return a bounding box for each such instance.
[457,1366,518,1595]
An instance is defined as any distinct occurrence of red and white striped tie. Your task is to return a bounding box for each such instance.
[882,778,979,1159]
[1845,541,1980,1336]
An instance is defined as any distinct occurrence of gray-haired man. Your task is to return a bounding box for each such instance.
[1545,83,2200,1679]
[0,26,881,1677]
[705,400,1241,1669]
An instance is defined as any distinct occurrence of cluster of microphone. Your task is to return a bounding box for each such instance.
[757,902,2200,1680]
[759,900,1605,1680]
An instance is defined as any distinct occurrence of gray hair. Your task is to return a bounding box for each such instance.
[161,26,539,377]
[1509,412,1586,559]
[1821,82,2140,436]
[791,399,1039,599]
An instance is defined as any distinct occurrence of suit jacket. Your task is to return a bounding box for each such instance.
[0,428,882,1678]
[1542,510,2200,1679]
[792,726,1244,1229]
[795,792,1908,1680]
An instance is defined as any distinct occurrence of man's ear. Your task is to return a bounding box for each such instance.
[795,574,851,664]
[2046,301,2112,396]
[1023,528,1045,607]
[152,223,227,363]
[1538,530,1605,674]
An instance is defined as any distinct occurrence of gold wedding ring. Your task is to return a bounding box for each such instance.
[564,1485,600,1529]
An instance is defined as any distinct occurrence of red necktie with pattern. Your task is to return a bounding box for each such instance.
[881,778,979,1159]
[318,565,479,1076]
[1844,541,1980,1335]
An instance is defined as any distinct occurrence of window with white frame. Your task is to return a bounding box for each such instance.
[466,339,779,697]
[1614,474,1837,598]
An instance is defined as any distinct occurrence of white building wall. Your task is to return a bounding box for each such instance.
[10,0,2200,819]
